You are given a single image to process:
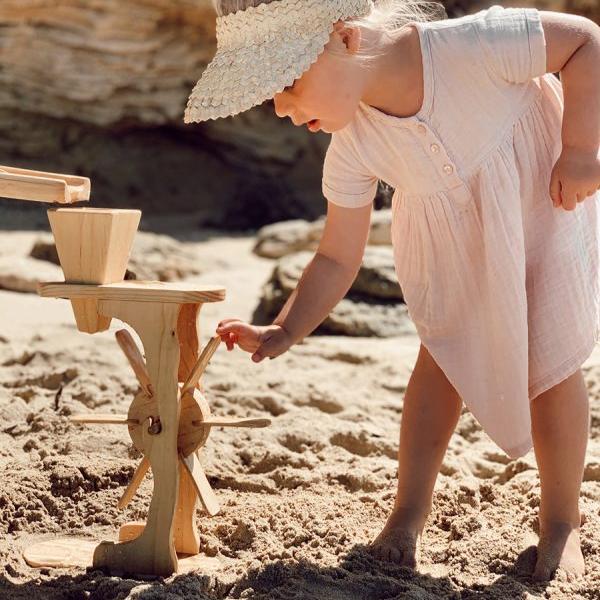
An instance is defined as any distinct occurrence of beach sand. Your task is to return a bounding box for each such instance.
[0,228,599,599]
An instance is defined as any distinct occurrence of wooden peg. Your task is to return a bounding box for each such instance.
[70,414,137,425]
[180,335,221,397]
[194,417,271,428]
[117,456,150,509]
[115,329,154,397]
[180,453,220,516]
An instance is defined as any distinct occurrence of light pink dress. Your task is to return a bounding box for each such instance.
[321,4,600,459]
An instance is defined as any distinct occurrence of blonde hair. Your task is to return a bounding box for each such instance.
[212,0,447,62]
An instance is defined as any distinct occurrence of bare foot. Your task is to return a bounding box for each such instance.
[532,519,585,582]
[369,504,429,568]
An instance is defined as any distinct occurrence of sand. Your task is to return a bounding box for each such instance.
[0,228,599,600]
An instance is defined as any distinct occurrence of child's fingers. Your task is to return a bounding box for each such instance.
[216,322,242,335]
[224,332,238,351]
[216,318,243,330]
[549,171,561,207]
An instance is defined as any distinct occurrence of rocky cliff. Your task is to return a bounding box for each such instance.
[0,0,596,228]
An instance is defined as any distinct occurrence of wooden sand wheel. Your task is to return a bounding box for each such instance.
[70,326,270,555]
[1,165,271,577]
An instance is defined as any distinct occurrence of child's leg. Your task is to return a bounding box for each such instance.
[530,368,588,581]
[370,342,462,566]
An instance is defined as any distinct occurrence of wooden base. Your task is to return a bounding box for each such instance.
[23,537,224,575]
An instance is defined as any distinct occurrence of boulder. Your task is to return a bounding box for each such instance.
[253,209,392,259]
[30,231,203,282]
[254,248,410,337]
[0,256,63,293]
[253,219,321,259]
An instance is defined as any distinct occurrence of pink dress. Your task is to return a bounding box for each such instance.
[321,4,600,459]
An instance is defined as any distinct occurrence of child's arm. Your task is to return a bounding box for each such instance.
[272,199,373,342]
[540,12,600,208]
[215,199,373,362]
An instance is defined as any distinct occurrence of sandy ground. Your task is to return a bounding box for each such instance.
[0,227,599,599]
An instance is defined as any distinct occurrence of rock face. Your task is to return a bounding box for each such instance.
[0,0,340,227]
[254,248,413,337]
[0,0,216,127]
[0,1,596,228]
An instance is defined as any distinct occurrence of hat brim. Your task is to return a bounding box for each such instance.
[183,26,334,123]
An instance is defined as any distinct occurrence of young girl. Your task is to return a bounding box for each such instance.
[184,0,600,582]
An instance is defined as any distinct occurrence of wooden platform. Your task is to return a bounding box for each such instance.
[38,281,226,303]
[23,537,226,575]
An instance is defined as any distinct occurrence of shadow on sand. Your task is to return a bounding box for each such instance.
[0,541,558,600]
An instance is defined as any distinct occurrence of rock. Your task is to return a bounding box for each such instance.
[253,219,321,259]
[270,248,402,301]
[0,0,216,127]
[0,1,336,228]
[0,256,63,293]
[352,246,402,300]
[253,210,392,259]
[368,209,392,245]
[30,235,59,265]
[29,231,202,282]
[129,232,203,281]
[320,297,413,337]
[253,248,409,337]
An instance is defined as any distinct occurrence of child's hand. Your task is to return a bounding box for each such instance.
[549,146,600,210]
[215,319,293,363]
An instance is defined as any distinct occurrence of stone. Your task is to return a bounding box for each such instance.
[253,219,321,259]
[253,210,392,259]
[367,209,392,245]
[352,246,402,301]
[128,232,203,281]
[254,248,409,337]
[0,256,63,293]
[30,231,204,282]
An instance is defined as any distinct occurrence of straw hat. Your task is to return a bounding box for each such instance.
[183,0,374,123]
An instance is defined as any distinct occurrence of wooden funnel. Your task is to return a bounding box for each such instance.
[48,208,141,333]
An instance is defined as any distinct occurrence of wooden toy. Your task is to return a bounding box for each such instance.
[2,166,271,576]
[48,207,141,333]
[0,165,90,204]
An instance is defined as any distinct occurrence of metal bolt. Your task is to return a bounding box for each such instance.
[147,417,162,435]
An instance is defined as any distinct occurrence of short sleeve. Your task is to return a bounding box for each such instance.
[473,4,547,84]
[321,126,378,208]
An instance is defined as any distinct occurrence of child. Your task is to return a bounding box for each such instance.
[184,0,600,582]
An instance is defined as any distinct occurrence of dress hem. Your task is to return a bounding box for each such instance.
[503,436,534,459]
[528,332,600,400]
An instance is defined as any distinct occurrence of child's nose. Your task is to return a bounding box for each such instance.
[273,93,291,119]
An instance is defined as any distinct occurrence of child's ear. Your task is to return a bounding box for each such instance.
[332,20,361,54]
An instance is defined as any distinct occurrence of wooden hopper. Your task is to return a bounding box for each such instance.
[48,208,141,333]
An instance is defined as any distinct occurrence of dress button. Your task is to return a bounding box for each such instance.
[443,163,454,174]
[417,123,427,134]
[430,143,439,153]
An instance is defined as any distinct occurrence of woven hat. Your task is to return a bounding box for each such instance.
[183,0,374,123]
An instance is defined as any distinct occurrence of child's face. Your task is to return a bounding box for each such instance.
[272,23,365,134]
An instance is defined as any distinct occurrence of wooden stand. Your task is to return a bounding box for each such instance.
[28,283,270,577]
[4,165,270,577]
